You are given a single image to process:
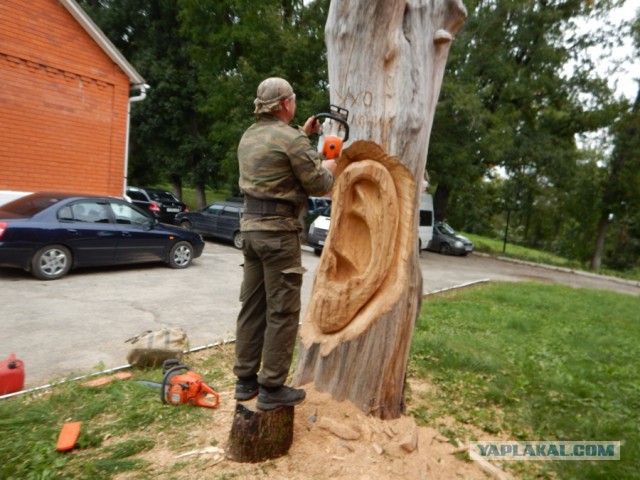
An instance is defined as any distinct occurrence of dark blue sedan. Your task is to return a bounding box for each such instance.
[0,192,205,280]
[175,201,244,249]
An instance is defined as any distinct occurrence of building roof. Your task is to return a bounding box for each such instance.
[59,0,146,87]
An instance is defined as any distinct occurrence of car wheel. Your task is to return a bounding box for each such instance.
[31,245,72,280]
[418,238,422,251]
[180,220,192,230]
[314,248,322,256]
[439,243,452,255]
[233,231,244,250]
[168,241,193,268]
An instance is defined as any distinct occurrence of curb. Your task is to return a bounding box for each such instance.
[472,252,640,288]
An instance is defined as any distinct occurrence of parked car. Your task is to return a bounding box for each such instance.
[306,204,331,255]
[303,197,332,236]
[0,192,204,280]
[125,186,188,224]
[427,222,474,256]
[175,201,244,249]
[307,196,331,215]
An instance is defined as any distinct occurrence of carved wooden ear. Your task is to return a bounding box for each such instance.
[314,159,398,334]
[300,141,417,355]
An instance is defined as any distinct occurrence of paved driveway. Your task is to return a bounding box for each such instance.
[1,241,637,390]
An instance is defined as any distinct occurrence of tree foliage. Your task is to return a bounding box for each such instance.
[429,0,638,271]
[177,0,331,196]
[79,0,214,199]
[80,0,330,203]
[79,0,638,271]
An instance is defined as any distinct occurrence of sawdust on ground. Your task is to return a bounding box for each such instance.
[125,379,506,480]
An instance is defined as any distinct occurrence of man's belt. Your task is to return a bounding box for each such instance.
[243,195,297,218]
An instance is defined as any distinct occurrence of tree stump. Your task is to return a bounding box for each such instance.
[226,401,295,463]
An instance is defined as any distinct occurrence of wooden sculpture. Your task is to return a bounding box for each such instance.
[293,0,466,420]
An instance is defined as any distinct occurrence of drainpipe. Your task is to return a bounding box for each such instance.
[123,83,150,197]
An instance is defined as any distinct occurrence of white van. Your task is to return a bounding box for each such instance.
[418,193,434,251]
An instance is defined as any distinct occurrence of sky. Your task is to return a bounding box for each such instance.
[594,0,639,100]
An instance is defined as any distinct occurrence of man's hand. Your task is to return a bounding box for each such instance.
[322,159,337,174]
[303,116,322,136]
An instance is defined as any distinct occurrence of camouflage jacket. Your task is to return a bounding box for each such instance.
[238,114,334,232]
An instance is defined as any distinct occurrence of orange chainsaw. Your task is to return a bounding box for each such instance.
[160,360,220,408]
[315,105,350,160]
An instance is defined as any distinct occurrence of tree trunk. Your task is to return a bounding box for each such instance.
[195,183,207,209]
[433,183,451,222]
[226,402,295,462]
[590,213,609,270]
[170,174,182,201]
[292,0,466,420]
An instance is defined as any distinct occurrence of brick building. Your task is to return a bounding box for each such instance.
[0,0,146,203]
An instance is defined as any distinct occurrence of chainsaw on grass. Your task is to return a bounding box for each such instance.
[315,105,350,160]
[160,359,220,408]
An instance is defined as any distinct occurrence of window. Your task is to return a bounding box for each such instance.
[205,205,224,215]
[6,194,62,217]
[110,202,151,226]
[419,210,433,227]
[127,190,148,202]
[86,204,110,223]
[222,206,240,218]
[64,201,109,223]
[149,190,179,202]
[58,206,73,221]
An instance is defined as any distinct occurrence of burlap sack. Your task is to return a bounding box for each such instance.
[125,328,188,367]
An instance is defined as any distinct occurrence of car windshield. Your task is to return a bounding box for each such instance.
[148,190,179,202]
[439,223,456,235]
[319,205,331,217]
[0,193,65,217]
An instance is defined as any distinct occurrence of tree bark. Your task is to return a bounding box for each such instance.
[226,402,295,462]
[170,174,182,201]
[433,183,451,222]
[293,0,466,419]
[590,213,609,271]
[195,183,207,209]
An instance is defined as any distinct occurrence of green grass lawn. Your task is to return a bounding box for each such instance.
[464,233,577,266]
[463,233,640,282]
[409,282,640,479]
[1,283,636,479]
[179,188,230,211]
[0,353,231,479]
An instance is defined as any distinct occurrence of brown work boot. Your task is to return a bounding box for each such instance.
[256,385,306,410]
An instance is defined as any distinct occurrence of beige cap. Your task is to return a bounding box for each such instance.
[254,77,294,114]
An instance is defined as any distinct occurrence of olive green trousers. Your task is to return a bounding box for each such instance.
[232,230,306,387]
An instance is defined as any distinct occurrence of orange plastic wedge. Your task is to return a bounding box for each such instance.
[56,421,82,452]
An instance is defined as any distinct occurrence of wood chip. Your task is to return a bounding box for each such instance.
[339,439,355,452]
[317,417,361,440]
[468,450,515,480]
[176,446,224,458]
[399,429,419,453]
